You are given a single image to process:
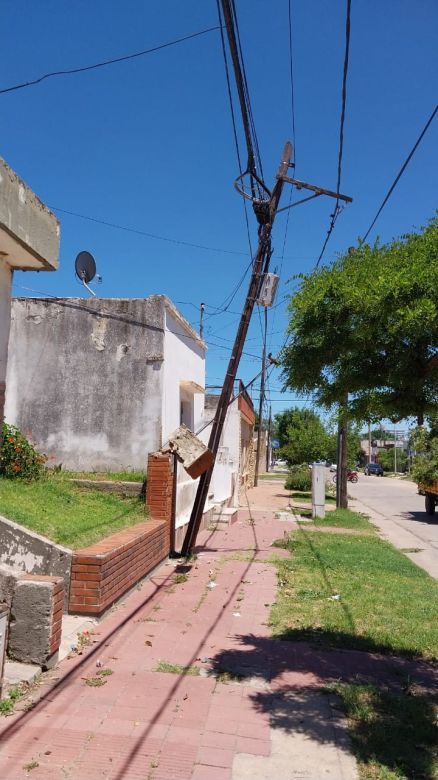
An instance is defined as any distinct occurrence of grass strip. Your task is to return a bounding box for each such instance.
[0,476,147,549]
[271,522,438,660]
[328,682,438,780]
[290,490,336,505]
[58,469,145,483]
[155,661,200,676]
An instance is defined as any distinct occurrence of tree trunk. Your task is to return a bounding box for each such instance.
[336,394,348,510]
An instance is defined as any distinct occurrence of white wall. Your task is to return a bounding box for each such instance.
[200,396,241,511]
[0,260,12,418]
[163,308,206,528]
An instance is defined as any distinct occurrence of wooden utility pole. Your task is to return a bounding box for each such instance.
[254,306,268,486]
[181,142,292,556]
[180,0,352,556]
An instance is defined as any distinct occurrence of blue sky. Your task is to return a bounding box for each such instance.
[2,0,437,422]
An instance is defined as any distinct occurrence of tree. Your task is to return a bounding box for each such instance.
[275,407,331,465]
[281,218,438,425]
[377,447,408,473]
[410,415,438,486]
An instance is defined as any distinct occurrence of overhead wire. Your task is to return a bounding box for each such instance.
[362,103,438,241]
[315,0,351,268]
[268,0,297,353]
[0,26,220,96]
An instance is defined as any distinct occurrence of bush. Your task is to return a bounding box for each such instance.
[285,463,311,491]
[1,424,47,480]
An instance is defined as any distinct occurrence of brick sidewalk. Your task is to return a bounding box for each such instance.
[0,492,436,779]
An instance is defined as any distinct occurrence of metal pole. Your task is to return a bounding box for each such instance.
[254,307,267,486]
[394,424,397,474]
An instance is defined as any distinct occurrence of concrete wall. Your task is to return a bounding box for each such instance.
[0,260,12,422]
[0,514,72,608]
[0,157,59,271]
[6,296,166,471]
[6,295,206,474]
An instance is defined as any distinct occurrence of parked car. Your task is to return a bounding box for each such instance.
[364,462,384,476]
[329,464,337,472]
[274,459,287,468]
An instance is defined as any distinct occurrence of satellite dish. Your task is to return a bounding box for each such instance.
[75,251,96,283]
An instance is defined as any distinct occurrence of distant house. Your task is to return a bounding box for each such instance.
[0,157,59,425]
[6,295,206,472]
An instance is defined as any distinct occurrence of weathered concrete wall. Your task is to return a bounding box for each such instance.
[8,575,64,668]
[6,296,166,471]
[0,259,12,422]
[0,515,71,608]
[0,157,59,271]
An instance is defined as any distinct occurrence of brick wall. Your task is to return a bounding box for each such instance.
[69,519,168,615]
[69,451,174,616]
[146,452,174,537]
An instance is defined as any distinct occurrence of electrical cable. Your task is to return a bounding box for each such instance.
[0,26,220,96]
[362,103,438,241]
[315,0,351,268]
[268,0,297,353]
[49,205,247,257]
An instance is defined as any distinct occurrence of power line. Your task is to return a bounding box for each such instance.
[0,26,220,96]
[315,0,352,268]
[49,206,248,257]
[362,103,438,241]
[287,0,297,152]
[36,203,318,261]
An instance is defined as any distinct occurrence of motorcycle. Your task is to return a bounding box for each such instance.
[332,470,359,484]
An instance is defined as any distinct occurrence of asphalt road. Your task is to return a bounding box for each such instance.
[347,474,438,579]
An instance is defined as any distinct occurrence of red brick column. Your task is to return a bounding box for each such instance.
[146,452,175,551]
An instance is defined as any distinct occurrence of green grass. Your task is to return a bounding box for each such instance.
[155,660,200,676]
[0,475,147,549]
[290,490,336,505]
[328,682,438,780]
[57,469,145,483]
[271,521,438,660]
[0,685,23,716]
[309,508,374,532]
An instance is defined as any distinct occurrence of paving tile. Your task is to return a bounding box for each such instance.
[235,736,271,755]
[196,746,234,768]
[192,766,231,780]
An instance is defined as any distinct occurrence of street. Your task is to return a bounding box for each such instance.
[348,475,438,580]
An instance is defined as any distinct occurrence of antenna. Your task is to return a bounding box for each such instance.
[75,251,97,297]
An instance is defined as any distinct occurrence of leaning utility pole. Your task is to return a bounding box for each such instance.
[254,307,268,486]
[180,0,352,556]
[181,142,292,556]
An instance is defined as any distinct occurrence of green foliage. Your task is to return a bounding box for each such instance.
[281,218,438,424]
[411,424,438,486]
[285,463,311,491]
[377,447,408,473]
[0,424,47,480]
[276,407,331,465]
